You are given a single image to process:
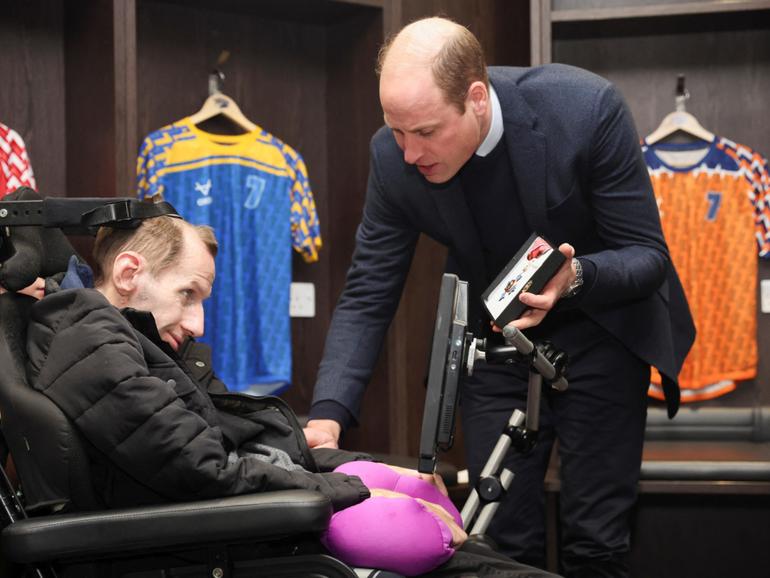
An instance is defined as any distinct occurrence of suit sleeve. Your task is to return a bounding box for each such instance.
[27,291,369,511]
[311,146,420,426]
[567,82,671,308]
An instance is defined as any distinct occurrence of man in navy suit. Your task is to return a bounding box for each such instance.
[304,16,694,578]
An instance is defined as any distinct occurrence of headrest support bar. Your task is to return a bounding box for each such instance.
[0,197,179,234]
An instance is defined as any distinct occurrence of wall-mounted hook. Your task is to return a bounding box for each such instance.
[675,74,690,112]
[207,50,230,95]
[208,70,225,96]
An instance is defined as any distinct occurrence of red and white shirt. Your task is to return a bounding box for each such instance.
[1,122,36,196]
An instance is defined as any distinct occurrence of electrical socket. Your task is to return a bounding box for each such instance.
[290,282,315,318]
[761,280,770,314]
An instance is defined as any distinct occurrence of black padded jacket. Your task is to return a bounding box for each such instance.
[25,288,371,511]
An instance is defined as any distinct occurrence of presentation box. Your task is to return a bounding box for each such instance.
[482,233,565,328]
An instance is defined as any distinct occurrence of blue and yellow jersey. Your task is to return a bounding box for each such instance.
[643,137,770,402]
[137,119,322,394]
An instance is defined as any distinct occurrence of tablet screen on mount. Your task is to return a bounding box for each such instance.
[417,273,468,474]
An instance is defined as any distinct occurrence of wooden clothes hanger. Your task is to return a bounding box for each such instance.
[187,70,257,133]
[645,75,715,145]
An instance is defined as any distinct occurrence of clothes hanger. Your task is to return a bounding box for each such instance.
[187,69,257,133]
[645,74,715,145]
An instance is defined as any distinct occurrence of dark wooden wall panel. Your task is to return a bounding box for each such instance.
[0,1,66,196]
[313,9,388,452]
[553,20,770,155]
[289,6,385,434]
[553,13,770,408]
[64,0,117,199]
[397,0,530,65]
[136,2,327,158]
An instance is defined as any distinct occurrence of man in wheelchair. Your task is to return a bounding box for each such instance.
[3,203,556,577]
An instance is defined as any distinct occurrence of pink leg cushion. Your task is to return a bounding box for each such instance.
[322,495,455,575]
[322,461,463,575]
[334,461,462,526]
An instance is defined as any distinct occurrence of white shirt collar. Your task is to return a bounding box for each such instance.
[476,84,503,157]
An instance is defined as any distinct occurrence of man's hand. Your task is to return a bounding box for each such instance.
[498,243,576,332]
[304,419,341,449]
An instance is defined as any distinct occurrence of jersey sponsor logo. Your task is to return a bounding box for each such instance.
[195,179,213,206]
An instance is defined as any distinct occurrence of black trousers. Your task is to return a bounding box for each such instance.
[426,541,560,577]
[460,318,649,578]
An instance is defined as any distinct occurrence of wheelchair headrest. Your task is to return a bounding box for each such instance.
[0,188,80,292]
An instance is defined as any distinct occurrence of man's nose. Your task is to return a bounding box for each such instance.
[402,134,422,165]
[184,304,205,338]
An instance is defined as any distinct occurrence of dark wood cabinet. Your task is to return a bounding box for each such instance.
[531,2,770,575]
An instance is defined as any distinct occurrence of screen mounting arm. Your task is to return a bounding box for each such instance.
[459,325,568,537]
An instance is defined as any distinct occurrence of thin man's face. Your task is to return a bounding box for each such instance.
[129,230,215,351]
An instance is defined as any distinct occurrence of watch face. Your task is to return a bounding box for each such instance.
[564,258,583,297]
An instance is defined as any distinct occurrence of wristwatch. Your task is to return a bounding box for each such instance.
[562,258,583,298]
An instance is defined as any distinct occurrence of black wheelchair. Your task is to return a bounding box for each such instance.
[0,190,402,577]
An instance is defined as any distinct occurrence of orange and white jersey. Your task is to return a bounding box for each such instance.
[643,137,770,402]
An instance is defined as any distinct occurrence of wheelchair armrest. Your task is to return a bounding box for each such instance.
[2,489,332,565]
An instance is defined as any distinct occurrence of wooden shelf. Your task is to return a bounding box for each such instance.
[552,1,770,22]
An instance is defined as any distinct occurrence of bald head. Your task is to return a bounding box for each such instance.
[376,17,492,183]
[378,17,488,113]
[380,17,460,71]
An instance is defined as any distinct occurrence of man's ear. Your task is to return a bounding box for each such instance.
[111,251,145,298]
[467,81,488,117]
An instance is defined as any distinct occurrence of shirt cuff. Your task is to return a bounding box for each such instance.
[308,400,356,432]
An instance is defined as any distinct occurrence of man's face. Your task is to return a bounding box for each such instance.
[129,228,215,351]
[380,67,482,184]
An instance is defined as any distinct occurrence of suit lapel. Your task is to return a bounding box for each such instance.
[505,124,548,235]
[490,71,549,235]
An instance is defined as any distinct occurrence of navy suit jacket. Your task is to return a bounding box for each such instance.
[312,64,695,421]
